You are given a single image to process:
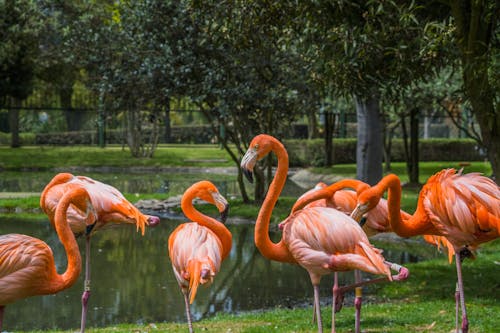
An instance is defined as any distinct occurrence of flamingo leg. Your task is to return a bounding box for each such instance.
[183,291,194,333]
[0,305,4,331]
[455,251,468,333]
[312,284,323,333]
[455,283,460,333]
[354,270,362,333]
[331,273,338,333]
[80,235,91,333]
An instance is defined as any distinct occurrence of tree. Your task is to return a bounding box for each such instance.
[446,0,499,182]
[188,0,320,202]
[0,0,43,147]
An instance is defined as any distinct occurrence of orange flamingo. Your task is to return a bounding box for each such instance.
[0,187,93,331]
[351,169,500,333]
[241,134,408,333]
[168,181,232,333]
[40,173,160,333]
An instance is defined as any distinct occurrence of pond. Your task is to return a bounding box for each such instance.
[0,215,440,331]
[0,170,306,199]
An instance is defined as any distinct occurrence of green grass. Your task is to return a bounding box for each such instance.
[0,144,234,170]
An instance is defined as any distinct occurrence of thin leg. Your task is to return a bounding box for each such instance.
[354,270,362,333]
[455,283,460,333]
[313,285,323,333]
[183,291,194,333]
[331,274,338,333]
[0,305,4,332]
[455,252,468,333]
[80,236,91,333]
[312,297,316,324]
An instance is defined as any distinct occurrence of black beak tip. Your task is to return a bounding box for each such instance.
[242,168,254,183]
[220,205,229,223]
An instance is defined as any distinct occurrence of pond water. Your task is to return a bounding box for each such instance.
[0,215,440,331]
[0,170,306,199]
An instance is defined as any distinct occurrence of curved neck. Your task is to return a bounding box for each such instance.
[255,140,295,263]
[181,191,232,260]
[292,179,367,212]
[381,175,438,237]
[53,190,83,290]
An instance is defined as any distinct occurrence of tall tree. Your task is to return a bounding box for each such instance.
[0,0,43,147]
[446,0,499,182]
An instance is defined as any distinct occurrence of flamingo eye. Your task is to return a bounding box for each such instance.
[253,144,259,150]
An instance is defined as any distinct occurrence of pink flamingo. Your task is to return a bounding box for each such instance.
[241,134,408,333]
[351,170,499,333]
[0,187,93,331]
[168,181,232,333]
[40,173,160,332]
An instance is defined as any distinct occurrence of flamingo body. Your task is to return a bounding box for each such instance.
[168,222,222,300]
[0,187,90,331]
[168,181,232,333]
[282,207,391,284]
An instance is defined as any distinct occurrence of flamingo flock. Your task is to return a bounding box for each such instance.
[0,133,498,333]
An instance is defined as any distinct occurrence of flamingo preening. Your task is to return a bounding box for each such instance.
[0,187,93,331]
[290,180,412,332]
[168,181,232,333]
[241,134,408,333]
[352,169,500,333]
[40,173,160,332]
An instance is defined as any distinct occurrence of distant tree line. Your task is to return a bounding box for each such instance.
[1,0,498,200]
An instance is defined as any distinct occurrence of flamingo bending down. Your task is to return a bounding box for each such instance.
[241,134,408,333]
[290,180,411,332]
[352,169,499,333]
[168,181,232,333]
[0,187,94,331]
[40,173,160,333]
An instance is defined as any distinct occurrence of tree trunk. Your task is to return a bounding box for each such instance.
[60,85,83,132]
[8,101,20,148]
[354,94,383,185]
[324,111,335,166]
[409,108,420,185]
[307,109,319,139]
[126,108,142,157]
[449,0,499,183]
[164,97,172,143]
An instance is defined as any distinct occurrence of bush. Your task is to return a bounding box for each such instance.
[285,138,483,167]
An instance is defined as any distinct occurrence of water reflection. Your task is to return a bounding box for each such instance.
[0,216,439,331]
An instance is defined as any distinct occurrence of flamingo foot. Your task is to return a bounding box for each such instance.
[461,315,468,333]
[334,292,345,313]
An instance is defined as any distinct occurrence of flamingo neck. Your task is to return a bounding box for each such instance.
[293,179,367,212]
[382,175,438,237]
[53,190,82,291]
[181,191,232,260]
[254,140,295,263]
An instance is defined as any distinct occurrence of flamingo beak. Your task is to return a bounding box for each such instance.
[212,192,230,223]
[241,147,258,183]
[146,215,160,227]
[351,204,367,222]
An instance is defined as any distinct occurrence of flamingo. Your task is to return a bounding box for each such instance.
[168,180,232,333]
[351,169,500,333]
[0,187,94,331]
[39,173,160,333]
[240,134,408,333]
[289,180,412,332]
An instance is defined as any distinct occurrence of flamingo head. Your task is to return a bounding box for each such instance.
[190,180,230,223]
[240,134,277,183]
[351,187,382,222]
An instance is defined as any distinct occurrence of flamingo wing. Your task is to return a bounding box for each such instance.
[168,223,223,303]
[422,169,500,248]
[282,207,391,282]
[0,234,56,305]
